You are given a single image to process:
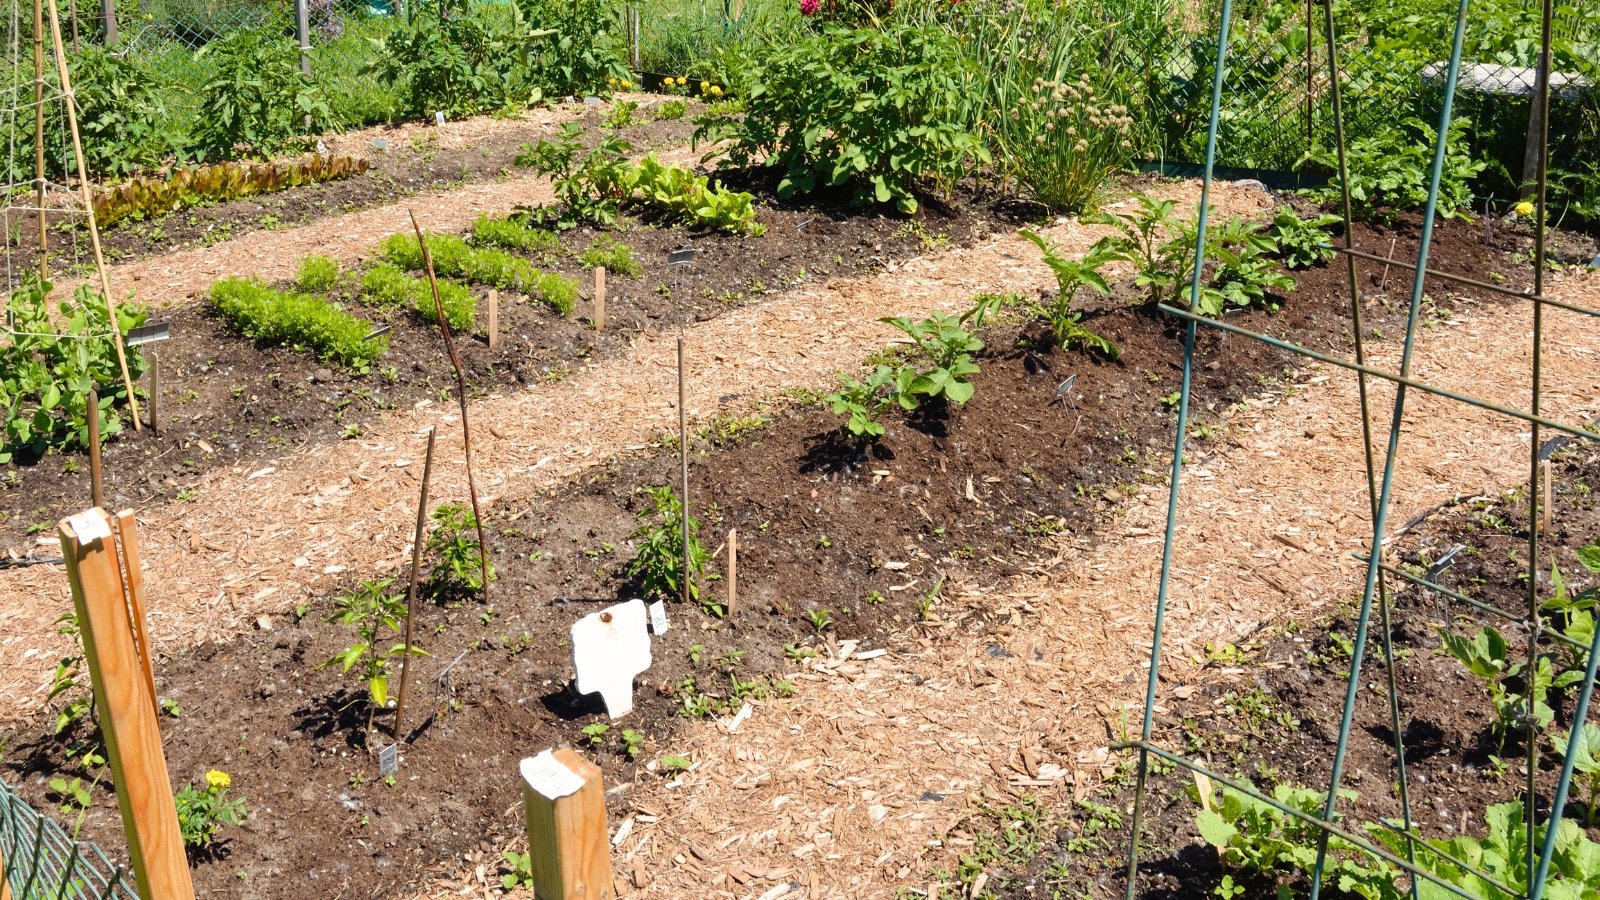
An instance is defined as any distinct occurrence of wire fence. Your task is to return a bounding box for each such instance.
[1120,0,1600,895]
[0,775,137,900]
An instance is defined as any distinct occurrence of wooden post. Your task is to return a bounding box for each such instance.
[0,847,11,900]
[148,349,160,437]
[97,0,115,44]
[1542,459,1552,534]
[593,267,606,331]
[114,509,158,720]
[677,337,691,607]
[33,0,47,283]
[521,749,613,900]
[46,0,140,428]
[726,528,737,616]
[60,509,194,900]
[393,427,437,739]
[487,289,500,352]
[87,387,103,509]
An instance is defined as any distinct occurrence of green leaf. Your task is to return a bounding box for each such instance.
[1196,808,1238,850]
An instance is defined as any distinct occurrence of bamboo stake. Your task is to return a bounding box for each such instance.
[114,509,158,721]
[0,846,12,900]
[726,528,737,616]
[393,426,437,740]
[148,349,160,436]
[33,0,47,283]
[1541,459,1552,534]
[487,288,499,352]
[46,0,141,428]
[593,266,606,331]
[678,337,691,608]
[410,210,489,600]
[87,387,103,509]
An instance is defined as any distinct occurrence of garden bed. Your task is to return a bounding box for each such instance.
[958,410,1600,898]
[0,205,1546,897]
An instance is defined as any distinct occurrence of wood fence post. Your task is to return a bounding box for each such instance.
[521,749,613,900]
[60,509,194,900]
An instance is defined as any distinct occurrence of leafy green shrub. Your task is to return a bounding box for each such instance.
[1269,207,1341,269]
[209,276,386,371]
[193,28,331,159]
[880,308,985,407]
[360,262,477,332]
[603,99,643,129]
[471,214,559,255]
[379,232,576,314]
[626,486,711,613]
[320,577,426,727]
[826,365,903,442]
[1088,192,1193,309]
[657,99,687,121]
[71,46,180,177]
[578,236,641,276]
[1019,230,1119,359]
[516,0,630,98]
[296,254,340,292]
[372,2,537,118]
[516,125,637,227]
[695,20,987,213]
[427,502,493,596]
[174,769,248,852]
[1,277,148,463]
[1303,118,1485,223]
[1207,217,1296,313]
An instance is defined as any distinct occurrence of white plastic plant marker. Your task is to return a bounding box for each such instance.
[648,600,669,635]
[433,111,446,126]
[571,599,651,718]
[66,509,111,542]
[520,750,586,800]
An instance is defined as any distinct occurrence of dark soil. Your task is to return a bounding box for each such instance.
[0,204,1552,899]
[0,195,987,548]
[967,422,1600,894]
[14,105,695,277]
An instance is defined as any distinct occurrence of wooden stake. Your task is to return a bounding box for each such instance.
[1542,459,1552,534]
[678,337,691,608]
[522,749,613,900]
[593,267,606,331]
[487,289,500,352]
[87,386,103,509]
[114,509,158,721]
[410,209,489,602]
[148,349,160,437]
[0,847,12,900]
[393,426,437,740]
[46,0,140,429]
[60,510,193,900]
[726,528,737,617]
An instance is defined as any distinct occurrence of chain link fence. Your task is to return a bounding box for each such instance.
[1,775,137,900]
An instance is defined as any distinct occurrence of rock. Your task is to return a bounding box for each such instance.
[256,615,274,631]
[312,368,334,384]
[1234,178,1271,194]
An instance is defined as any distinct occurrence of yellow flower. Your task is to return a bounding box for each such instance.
[677,77,687,86]
[205,769,231,791]
[710,85,724,97]
[700,80,710,91]
[1515,200,1535,217]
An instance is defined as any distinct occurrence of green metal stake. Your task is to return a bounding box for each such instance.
[1307,1,1473,895]
[1121,0,1234,894]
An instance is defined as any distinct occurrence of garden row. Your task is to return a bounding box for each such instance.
[941,441,1600,900]
[2,182,1545,896]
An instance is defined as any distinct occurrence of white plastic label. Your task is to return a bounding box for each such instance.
[571,599,651,718]
[66,510,111,543]
[520,750,585,800]
[648,600,669,635]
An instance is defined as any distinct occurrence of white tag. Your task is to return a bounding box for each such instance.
[571,599,651,718]
[378,743,398,776]
[433,111,446,125]
[520,750,585,800]
[66,510,111,543]
[648,601,668,634]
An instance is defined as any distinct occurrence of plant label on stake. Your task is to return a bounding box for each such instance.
[570,599,651,719]
[378,742,398,777]
[648,600,668,635]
